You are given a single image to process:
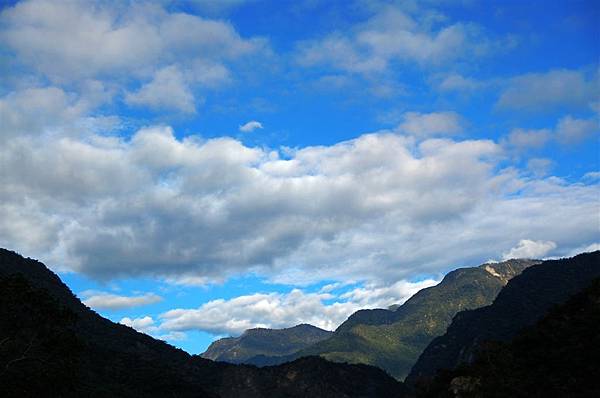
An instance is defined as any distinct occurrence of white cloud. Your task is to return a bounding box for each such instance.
[555,115,598,145]
[437,74,483,92]
[239,120,264,132]
[0,0,266,116]
[502,239,557,260]
[0,84,116,138]
[1,126,598,286]
[296,5,496,74]
[583,171,600,181]
[339,279,438,309]
[185,0,251,13]
[527,158,553,177]
[567,242,600,256]
[120,315,156,332]
[82,291,163,310]
[0,0,264,82]
[502,128,552,152]
[501,114,597,152]
[159,278,437,336]
[497,69,598,111]
[120,315,186,341]
[125,66,196,114]
[396,111,463,138]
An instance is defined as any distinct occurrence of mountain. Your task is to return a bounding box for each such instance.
[202,324,332,363]
[413,277,600,397]
[235,259,537,380]
[0,248,406,398]
[406,250,600,386]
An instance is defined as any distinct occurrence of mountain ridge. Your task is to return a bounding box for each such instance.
[406,250,600,385]
[414,276,600,397]
[206,258,538,380]
[0,248,407,398]
[202,323,333,363]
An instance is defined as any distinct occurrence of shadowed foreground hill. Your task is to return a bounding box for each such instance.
[231,259,536,380]
[0,248,406,398]
[414,277,600,397]
[202,324,332,363]
[407,250,600,386]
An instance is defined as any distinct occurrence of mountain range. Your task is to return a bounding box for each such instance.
[203,259,538,380]
[1,248,598,397]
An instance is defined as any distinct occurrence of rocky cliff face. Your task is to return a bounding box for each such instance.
[480,258,537,285]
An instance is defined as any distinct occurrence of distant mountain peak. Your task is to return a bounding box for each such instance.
[202,322,332,363]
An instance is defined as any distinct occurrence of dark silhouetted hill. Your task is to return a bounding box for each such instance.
[413,277,600,397]
[406,250,600,386]
[0,248,407,398]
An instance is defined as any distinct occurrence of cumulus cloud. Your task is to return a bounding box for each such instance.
[568,242,600,256]
[502,239,557,260]
[0,84,117,138]
[555,115,598,145]
[339,279,438,309]
[0,0,264,81]
[501,114,598,152]
[120,316,185,341]
[502,128,552,152]
[0,0,265,115]
[396,111,463,138]
[239,120,263,132]
[437,74,483,92]
[159,278,437,336]
[1,123,598,286]
[82,291,163,310]
[120,315,156,332]
[527,158,553,177]
[295,5,497,74]
[497,69,598,111]
[582,171,600,181]
[125,66,196,114]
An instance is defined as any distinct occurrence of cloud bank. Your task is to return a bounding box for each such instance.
[1,123,597,286]
[132,278,438,336]
[82,291,163,310]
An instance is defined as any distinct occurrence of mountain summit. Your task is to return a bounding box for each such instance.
[202,324,332,363]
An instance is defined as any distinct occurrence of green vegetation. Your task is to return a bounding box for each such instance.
[202,324,332,363]
[415,277,600,397]
[407,251,600,384]
[294,260,536,380]
[4,247,597,397]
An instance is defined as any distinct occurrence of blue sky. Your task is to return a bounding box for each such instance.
[0,0,598,354]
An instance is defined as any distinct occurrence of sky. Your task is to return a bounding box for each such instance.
[0,0,598,354]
